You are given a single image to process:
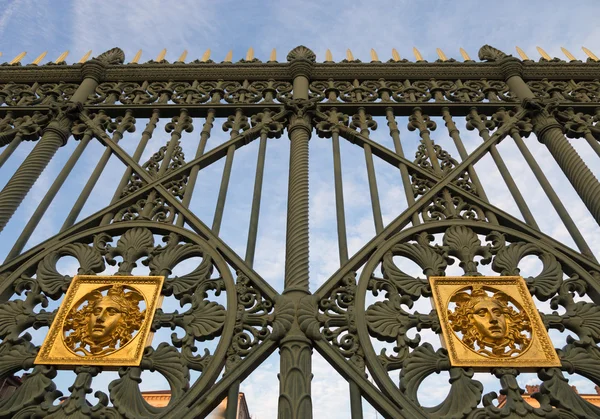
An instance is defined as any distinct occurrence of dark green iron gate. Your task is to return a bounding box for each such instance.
[0,44,599,418]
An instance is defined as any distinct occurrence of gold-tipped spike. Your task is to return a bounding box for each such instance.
[536,46,551,60]
[561,47,576,61]
[0,52,2,58]
[325,49,333,62]
[131,49,142,63]
[436,48,448,61]
[516,46,529,60]
[224,50,233,62]
[177,50,188,62]
[459,48,471,61]
[32,51,47,65]
[54,51,69,63]
[9,52,26,65]
[413,47,423,61]
[78,50,92,63]
[370,48,379,61]
[270,48,276,61]
[346,49,354,61]
[391,48,401,62]
[156,48,167,61]
[582,46,599,61]
[246,47,254,61]
[201,49,211,62]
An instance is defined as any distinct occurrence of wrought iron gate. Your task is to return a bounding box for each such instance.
[0,44,599,418]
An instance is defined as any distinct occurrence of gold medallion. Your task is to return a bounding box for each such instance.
[429,276,560,370]
[35,275,164,368]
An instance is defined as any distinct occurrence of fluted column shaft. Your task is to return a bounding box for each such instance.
[501,57,600,225]
[0,59,104,232]
[278,49,314,419]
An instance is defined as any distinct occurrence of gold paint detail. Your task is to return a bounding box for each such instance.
[346,49,354,61]
[246,47,254,61]
[459,48,471,61]
[429,276,560,370]
[132,49,142,64]
[536,46,551,60]
[35,275,164,368]
[516,46,530,61]
[370,48,379,62]
[436,48,447,61]
[270,48,276,62]
[392,48,401,62]
[55,50,69,64]
[32,51,48,65]
[413,47,423,61]
[177,50,188,62]
[582,46,599,61]
[325,49,333,62]
[9,52,26,65]
[78,50,92,63]
[561,47,576,61]
[156,48,167,62]
[201,49,211,62]
[224,50,233,63]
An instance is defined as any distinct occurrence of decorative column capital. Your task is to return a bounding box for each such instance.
[521,98,563,140]
[287,46,316,79]
[44,102,83,146]
[500,57,524,80]
[81,59,107,83]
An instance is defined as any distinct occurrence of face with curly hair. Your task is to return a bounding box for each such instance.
[448,286,531,358]
[64,285,145,356]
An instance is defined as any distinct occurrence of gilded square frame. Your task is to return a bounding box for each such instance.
[429,276,560,371]
[35,275,164,368]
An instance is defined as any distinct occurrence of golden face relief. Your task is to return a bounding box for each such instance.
[64,284,146,357]
[448,286,531,358]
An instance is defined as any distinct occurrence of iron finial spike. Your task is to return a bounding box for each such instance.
[459,47,471,61]
[224,50,233,62]
[413,47,423,61]
[9,51,26,65]
[0,52,2,58]
[156,48,167,61]
[131,49,142,63]
[32,51,48,65]
[370,48,379,61]
[270,48,276,61]
[346,49,354,61]
[561,47,576,61]
[516,46,529,60]
[436,48,447,61]
[582,46,599,61]
[78,50,92,63]
[391,48,401,62]
[201,49,211,62]
[55,50,69,64]
[177,50,188,62]
[536,46,551,60]
[325,49,333,62]
[246,47,254,61]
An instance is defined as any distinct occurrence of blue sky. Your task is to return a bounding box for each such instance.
[1,1,600,418]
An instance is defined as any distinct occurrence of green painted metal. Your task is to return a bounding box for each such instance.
[0,45,598,418]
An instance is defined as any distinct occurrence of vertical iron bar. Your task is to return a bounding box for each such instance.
[584,132,600,159]
[442,108,498,224]
[385,107,420,226]
[245,132,268,266]
[212,144,235,235]
[101,109,160,225]
[7,132,93,259]
[501,56,600,225]
[61,110,133,231]
[0,136,22,169]
[331,131,349,263]
[467,108,539,229]
[510,128,596,259]
[176,110,215,227]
